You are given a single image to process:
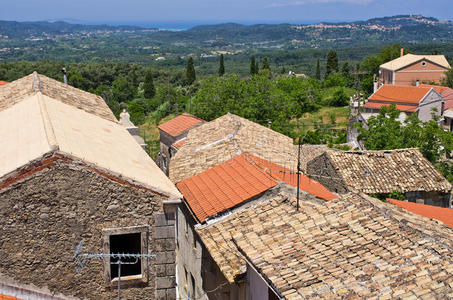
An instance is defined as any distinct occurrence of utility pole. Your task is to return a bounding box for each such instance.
[351,64,368,101]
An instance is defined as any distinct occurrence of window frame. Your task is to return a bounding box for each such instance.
[102,225,150,286]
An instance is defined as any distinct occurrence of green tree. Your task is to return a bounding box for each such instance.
[143,70,156,98]
[315,58,321,80]
[329,87,349,106]
[341,62,350,78]
[250,56,256,75]
[325,50,338,79]
[111,76,136,102]
[218,54,225,76]
[262,57,270,71]
[444,68,453,88]
[255,62,259,74]
[186,57,196,85]
[127,100,146,125]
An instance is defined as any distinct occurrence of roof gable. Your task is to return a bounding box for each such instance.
[0,72,117,122]
[0,88,181,198]
[380,54,451,71]
[158,113,203,137]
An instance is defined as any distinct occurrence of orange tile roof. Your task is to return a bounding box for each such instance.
[158,113,203,137]
[0,81,8,86]
[177,153,278,222]
[369,85,431,104]
[387,198,453,228]
[418,84,449,94]
[0,294,22,300]
[247,153,337,201]
[172,138,186,149]
[363,101,418,112]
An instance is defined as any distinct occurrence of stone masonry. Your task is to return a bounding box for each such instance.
[0,153,177,299]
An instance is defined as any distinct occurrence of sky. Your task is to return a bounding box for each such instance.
[1,0,452,27]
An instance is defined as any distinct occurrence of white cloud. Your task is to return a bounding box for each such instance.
[267,0,375,8]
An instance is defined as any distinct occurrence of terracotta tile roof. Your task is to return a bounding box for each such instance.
[0,72,117,122]
[0,295,22,300]
[0,81,8,86]
[199,191,453,296]
[380,53,451,71]
[363,101,418,112]
[0,82,181,198]
[172,138,186,149]
[247,153,337,201]
[387,198,453,228]
[176,153,278,222]
[158,113,204,137]
[369,85,431,104]
[308,148,451,194]
[169,113,298,183]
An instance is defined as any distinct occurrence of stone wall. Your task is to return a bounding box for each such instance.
[306,153,348,194]
[0,154,176,299]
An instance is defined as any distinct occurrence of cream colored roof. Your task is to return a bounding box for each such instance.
[0,88,181,198]
[0,72,117,122]
[380,54,451,71]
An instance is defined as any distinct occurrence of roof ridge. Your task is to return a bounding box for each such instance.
[32,71,42,94]
[36,92,59,150]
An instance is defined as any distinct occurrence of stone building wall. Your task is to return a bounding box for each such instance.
[306,153,348,194]
[0,154,176,300]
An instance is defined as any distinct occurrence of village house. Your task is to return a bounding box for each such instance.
[167,113,336,300]
[418,84,453,131]
[157,113,204,175]
[0,72,182,300]
[360,84,443,124]
[206,192,453,299]
[378,50,450,86]
[306,148,452,207]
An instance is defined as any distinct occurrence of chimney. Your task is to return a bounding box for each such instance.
[373,74,379,93]
[400,48,404,57]
[62,68,67,84]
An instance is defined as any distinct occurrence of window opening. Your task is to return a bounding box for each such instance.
[110,233,141,279]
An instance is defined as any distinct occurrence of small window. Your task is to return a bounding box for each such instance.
[109,233,141,279]
[421,61,427,67]
[102,226,149,285]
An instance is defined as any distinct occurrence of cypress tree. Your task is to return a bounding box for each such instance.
[143,69,155,98]
[315,58,321,80]
[255,62,259,74]
[186,57,196,85]
[250,56,256,75]
[325,50,338,79]
[219,54,225,76]
[262,56,270,71]
[341,62,350,78]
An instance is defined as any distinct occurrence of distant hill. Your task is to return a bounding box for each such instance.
[0,15,452,64]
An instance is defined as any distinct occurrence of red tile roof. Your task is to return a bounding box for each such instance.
[172,138,186,149]
[158,113,203,137]
[369,85,431,104]
[177,153,278,222]
[0,81,8,86]
[387,198,453,228]
[247,153,338,201]
[0,294,22,300]
[418,84,449,94]
[363,101,418,112]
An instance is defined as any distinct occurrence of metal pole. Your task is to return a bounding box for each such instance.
[118,259,121,300]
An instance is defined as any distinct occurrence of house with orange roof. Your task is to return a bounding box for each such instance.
[360,84,443,124]
[379,50,450,86]
[0,81,8,86]
[157,113,204,174]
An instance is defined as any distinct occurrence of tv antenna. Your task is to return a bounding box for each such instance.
[73,239,156,300]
